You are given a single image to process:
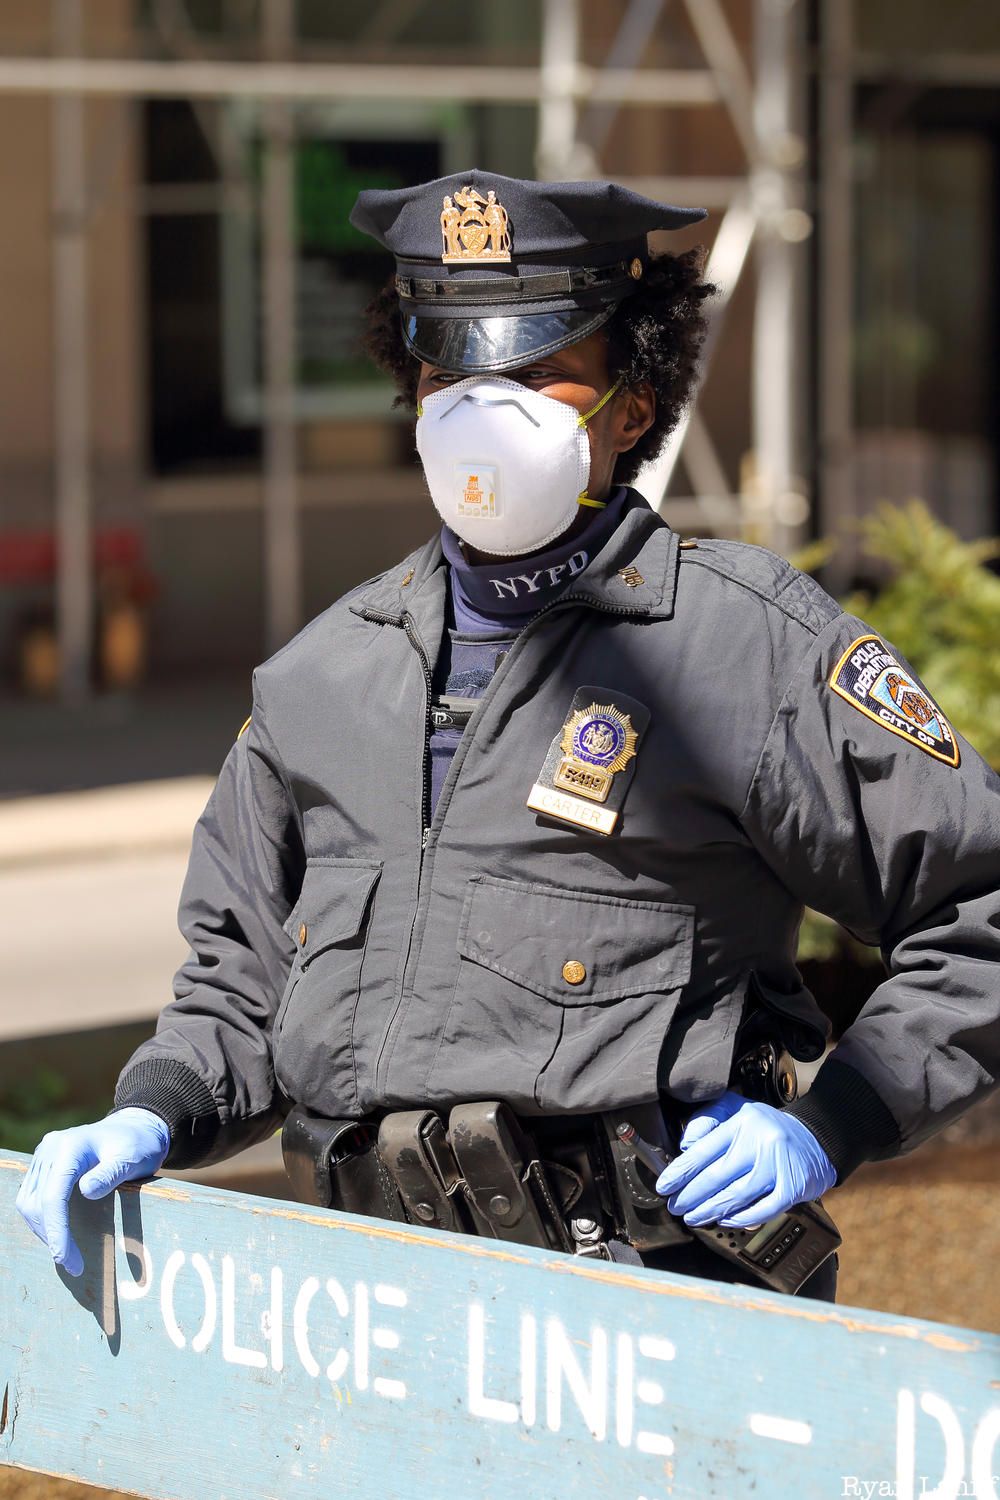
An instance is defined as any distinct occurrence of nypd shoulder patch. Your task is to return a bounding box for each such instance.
[829,635,960,767]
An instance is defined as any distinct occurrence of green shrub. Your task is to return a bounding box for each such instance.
[0,1068,90,1153]
[841,500,1000,768]
[798,500,1000,968]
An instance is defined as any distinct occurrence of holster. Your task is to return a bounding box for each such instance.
[729,985,800,1107]
[598,1101,690,1252]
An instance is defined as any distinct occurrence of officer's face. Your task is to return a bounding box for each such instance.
[416,331,655,505]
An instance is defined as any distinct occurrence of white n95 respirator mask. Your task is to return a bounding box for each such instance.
[414,375,620,557]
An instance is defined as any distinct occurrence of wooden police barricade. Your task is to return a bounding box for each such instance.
[2,1149,1000,1500]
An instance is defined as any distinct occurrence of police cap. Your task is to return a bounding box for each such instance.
[349,169,706,374]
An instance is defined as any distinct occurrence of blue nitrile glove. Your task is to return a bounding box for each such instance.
[675,1088,748,1148]
[15,1108,171,1277]
[656,1090,837,1228]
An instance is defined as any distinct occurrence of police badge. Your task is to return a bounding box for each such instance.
[555,702,638,802]
[527,688,649,835]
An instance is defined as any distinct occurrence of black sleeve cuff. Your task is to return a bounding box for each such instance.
[113,1059,222,1170]
[785,1057,902,1183]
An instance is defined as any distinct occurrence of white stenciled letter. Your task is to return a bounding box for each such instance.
[615,1333,634,1448]
[896,1388,965,1500]
[160,1249,187,1350]
[545,1318,608,1442]
[261,1267,283,1372]
[117,1234,153,1302]
[158,1250,216,1354]
[971,1407,1000,1500]
[293,1277,320,1377]
[635,1334,675,1457]
[189,1253,217,1354]
[221,1255,267,1369]
[371,1284,408,1401]
[467,1302,519,1424]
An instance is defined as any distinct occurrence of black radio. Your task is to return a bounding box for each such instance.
[612,1117,841,1297]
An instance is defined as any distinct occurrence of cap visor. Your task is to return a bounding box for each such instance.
[403,306,614,374]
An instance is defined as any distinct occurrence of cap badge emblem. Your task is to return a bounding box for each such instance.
[441,186,511,264]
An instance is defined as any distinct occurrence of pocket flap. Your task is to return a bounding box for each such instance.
[457,875,693,1006]
[284,858,382,965]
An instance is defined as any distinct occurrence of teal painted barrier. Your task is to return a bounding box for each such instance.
[2,1149,999,1500]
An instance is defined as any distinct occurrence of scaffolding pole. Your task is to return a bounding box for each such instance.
[0,56,720,106]
[51,0,92,703]
[749,0,810,556]
[537,0,582,179]
[817,0,854,588]
[261,0,302,655]
[639,192,758,513]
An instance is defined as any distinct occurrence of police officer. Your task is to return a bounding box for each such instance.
[17,172,1000,1301]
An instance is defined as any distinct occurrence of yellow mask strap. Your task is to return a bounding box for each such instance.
[577,377,623,428]
[576,378,623,505]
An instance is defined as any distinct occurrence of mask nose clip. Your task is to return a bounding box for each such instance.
[442,392,542,427]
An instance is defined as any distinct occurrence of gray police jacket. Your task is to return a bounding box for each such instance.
[114,493,1000,1179]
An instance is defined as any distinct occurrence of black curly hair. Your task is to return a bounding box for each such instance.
[360,248,715,485]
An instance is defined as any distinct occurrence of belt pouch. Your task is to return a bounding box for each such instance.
[377,1110,472,1232]
[729,982,799,1107]
[448,1101,572,1251]
[281,1104,406,1220]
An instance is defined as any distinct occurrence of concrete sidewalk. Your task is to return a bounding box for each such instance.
[0,774,212,870]
[0,674,242,1034]
[0,776,214,869]
[0,767,294,1197]
[0,777,214,1041]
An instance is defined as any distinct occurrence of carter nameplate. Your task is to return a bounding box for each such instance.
[526,782,618,835]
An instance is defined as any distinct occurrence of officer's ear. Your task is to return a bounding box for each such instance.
[613,381,655,454]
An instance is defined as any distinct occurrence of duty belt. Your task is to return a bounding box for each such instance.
[280,1094,841,1296]
[282,1099,683,1263]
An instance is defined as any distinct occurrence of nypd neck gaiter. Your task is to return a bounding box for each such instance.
[428,488,629,817]
[440,485,629,632]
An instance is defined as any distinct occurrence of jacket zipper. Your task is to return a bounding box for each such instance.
[359,606,433,843]
[366,588,642,1097]
[362,606,433,1091]
[404,615,434,844]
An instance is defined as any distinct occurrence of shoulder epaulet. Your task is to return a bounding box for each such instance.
[678,537,840,636]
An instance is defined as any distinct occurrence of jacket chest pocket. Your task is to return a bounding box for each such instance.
[425,875,694,1114]
[273,858,382,1117]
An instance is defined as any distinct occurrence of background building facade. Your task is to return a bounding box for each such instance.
[0,0,996,695]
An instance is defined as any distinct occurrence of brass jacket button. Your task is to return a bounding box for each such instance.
[298,922,307,946]
[562,960,587,986]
